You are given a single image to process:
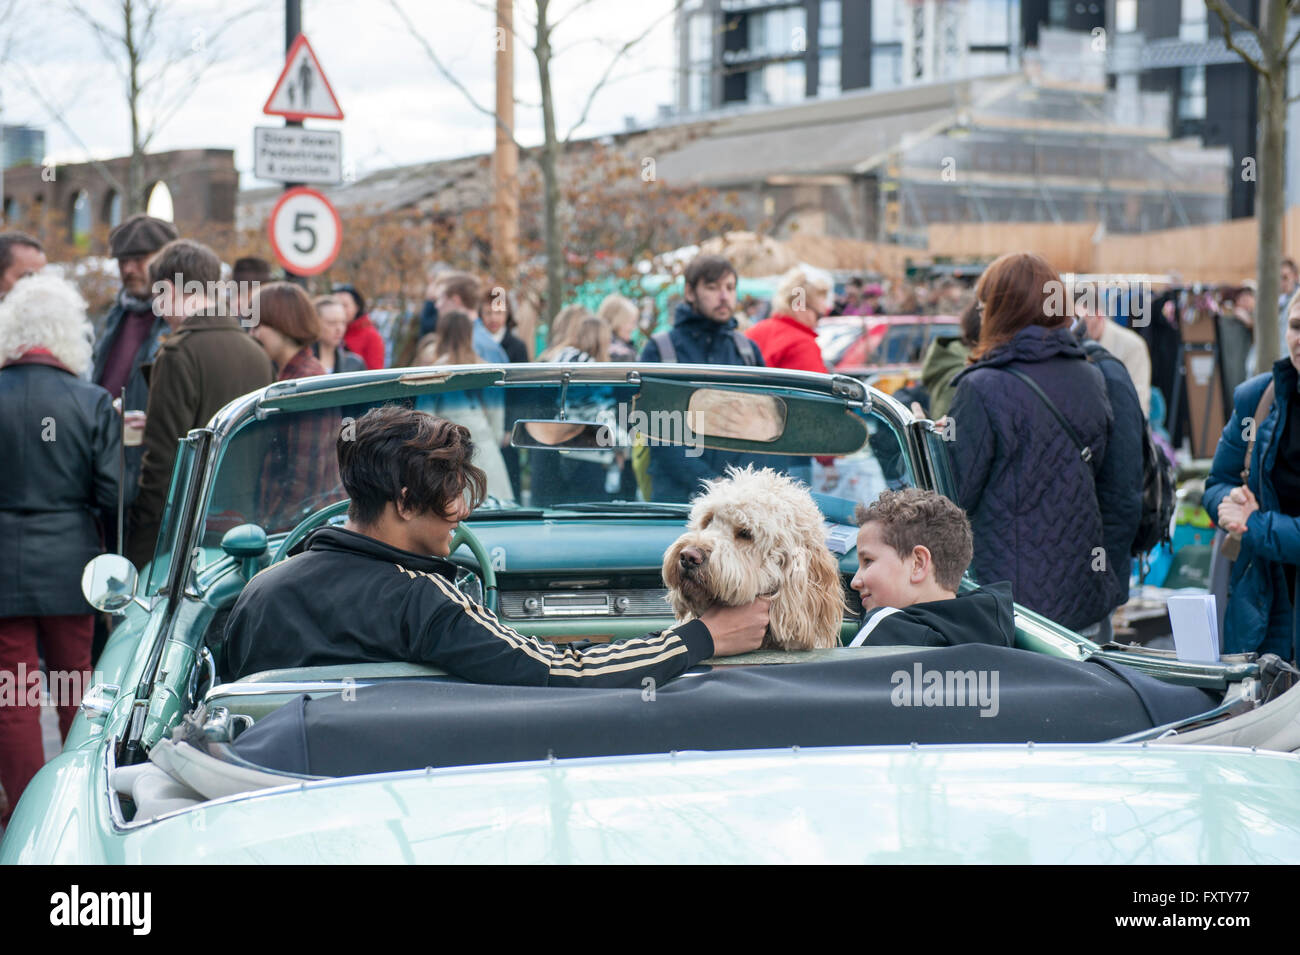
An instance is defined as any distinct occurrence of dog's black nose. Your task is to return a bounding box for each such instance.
[680,546,704,567]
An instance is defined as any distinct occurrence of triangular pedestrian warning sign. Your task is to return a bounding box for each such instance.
[263,34,344,121]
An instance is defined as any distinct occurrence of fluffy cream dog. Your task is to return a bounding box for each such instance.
[662,466,845,650]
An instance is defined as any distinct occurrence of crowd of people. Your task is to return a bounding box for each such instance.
[2,208,1298,824]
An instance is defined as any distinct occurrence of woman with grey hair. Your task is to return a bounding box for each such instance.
[0,272,120,825]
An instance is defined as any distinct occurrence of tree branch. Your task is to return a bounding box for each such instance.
[562,0,683,142]
[1205,0,1267,76]
[387,0,517,143]
[1207,0,1263,36]
[7,60,127,194]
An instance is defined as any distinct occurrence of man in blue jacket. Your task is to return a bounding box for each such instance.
[638,254,770,501]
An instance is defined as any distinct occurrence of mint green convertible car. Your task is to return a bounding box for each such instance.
[4,363,1300,864]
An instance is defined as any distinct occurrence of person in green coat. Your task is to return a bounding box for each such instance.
[921,301,981,419]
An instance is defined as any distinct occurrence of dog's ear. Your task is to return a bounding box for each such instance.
[807,544,848,649]
[769,542,845,650]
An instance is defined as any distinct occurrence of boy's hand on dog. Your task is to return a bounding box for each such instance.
[700,597,771,655]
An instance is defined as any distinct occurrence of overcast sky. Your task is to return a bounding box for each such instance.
[2,0,678,188]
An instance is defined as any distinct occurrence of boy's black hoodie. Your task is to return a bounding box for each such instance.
[856,581,1016,648]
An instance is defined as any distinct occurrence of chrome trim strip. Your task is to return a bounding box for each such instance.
[204,680,376,702]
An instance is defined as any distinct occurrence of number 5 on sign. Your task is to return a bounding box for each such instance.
[268,187,342,275]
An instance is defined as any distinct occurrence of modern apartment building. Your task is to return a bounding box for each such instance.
[675,1,1284,220]
[673,0,1104,114]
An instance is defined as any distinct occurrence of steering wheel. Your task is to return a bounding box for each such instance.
[270,499,499,613]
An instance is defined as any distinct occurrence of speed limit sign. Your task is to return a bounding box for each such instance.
[267,186,342,276]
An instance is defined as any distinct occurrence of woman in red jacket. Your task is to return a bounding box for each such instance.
[746,267,832,373]
[334,284,386,369]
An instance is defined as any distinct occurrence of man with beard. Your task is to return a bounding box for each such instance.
[91,214,179,524]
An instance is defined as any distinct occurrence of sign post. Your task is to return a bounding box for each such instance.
[262,10,344,284]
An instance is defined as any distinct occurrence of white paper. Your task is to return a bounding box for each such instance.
[1166,594,1220,663]
[823,521,858,556]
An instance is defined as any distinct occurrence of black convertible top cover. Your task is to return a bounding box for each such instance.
[231,645,1217,778]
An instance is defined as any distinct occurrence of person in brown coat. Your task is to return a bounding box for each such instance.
[126,240,274,569]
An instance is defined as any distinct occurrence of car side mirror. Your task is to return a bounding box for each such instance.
[81,553,143,614]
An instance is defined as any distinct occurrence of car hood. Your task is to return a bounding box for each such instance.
[106,744,1300,864]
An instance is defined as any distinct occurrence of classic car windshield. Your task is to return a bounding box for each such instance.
[200,377,914,546]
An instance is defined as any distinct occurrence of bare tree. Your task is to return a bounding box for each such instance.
[56,0,258,213]
[1205,0,1300,367]
[390,0,681,321]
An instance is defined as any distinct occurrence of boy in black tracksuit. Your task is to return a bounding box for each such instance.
[849,489,1016,648]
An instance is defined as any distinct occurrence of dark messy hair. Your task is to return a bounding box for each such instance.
[333,283,366,315]
[683,254,737,294]
[232,256,272,283]
[338,404,486,526]
[855,488,973,592]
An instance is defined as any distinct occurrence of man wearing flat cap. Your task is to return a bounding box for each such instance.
[91,213,179,521]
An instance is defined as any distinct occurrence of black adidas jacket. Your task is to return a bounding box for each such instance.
[222,526,714,686]
[855,581,1016,648]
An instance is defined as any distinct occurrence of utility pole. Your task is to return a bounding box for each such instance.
[283,0,306,286]
[494,0,522,340]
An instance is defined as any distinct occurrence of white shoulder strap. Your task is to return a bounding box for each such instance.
[849,606,902,647]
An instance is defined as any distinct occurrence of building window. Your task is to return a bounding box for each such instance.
[968,0,1013,46]
[1179,65,1206,121]
[872,0,900,43]
[1179,0,1207,42]
[749,59,806,105]
[1115,0,1137,33]
[103,190,122,228]
[688,70,712,112]
[689,11,712,62]
[70,190,91,247]
[872,45,902,89]
[819,50,841,95]
[819,0,841,49]
[749,5,807,57]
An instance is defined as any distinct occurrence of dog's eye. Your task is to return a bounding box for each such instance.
[700,515,712,529]
[735,528,753,542]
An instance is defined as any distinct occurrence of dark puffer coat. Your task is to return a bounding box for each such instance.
[948,326,1115,631]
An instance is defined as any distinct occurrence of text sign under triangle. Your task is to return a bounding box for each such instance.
[263,34,344,121]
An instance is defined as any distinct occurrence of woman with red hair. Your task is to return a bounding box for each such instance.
[947,252,1141,640]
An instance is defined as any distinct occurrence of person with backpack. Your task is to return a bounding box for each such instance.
[1072,292,1166,618]
[948,253,1143,640]
[1203,293,1300,660]
[638,254,769,501]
